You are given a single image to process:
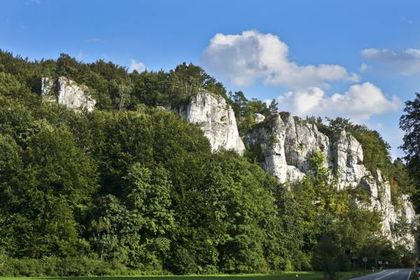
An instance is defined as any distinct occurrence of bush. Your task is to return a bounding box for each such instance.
[284,259,293,272]
[0,256,134,276]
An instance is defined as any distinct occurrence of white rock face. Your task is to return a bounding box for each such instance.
[254,113,266,124]
[247,113,417,250]
[335,130,367,189]
[359,171,417,249]
[41,77,56,103]
[180,91,245,154]
[41,77,96,112]
[402,194,417,226]
[247,114,330,182]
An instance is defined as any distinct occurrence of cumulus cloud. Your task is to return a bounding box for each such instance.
[129,59,146,73]
[274,82,399,121]
[203,30,358,88]
[361,48,420,75]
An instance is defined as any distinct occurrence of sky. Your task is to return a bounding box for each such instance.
[1,0,420,157]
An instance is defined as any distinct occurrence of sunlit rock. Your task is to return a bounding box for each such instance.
[180,91,245,154]
[246,113,417,250]
[41,76,96,112]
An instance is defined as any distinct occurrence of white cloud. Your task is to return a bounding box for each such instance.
[274,82,399,121]
[203,30,358,88]
[76,50,84,61]
[361,48,420,75]
[359,63,368,73]
[129,59,146,73]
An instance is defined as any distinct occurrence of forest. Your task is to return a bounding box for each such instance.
[0,51,418,277]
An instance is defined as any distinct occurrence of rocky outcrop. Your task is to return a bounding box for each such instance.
[41,77,96,112]
[334,130,367,189]
[359,170,416,248]
[254,113,266,124]
[180,91,245,154]
[246,114,331,183]
[246,113,417,249]
[37,78,416,248]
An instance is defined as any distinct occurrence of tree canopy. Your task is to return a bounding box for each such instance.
[400,93,420,211]
[0,50,415,277]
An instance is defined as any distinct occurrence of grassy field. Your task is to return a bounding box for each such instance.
[0,271,371,280]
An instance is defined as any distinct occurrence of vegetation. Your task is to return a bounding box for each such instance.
[0,274,322,280]
[0,51,415,277]
[399,93,420,256]
[229,91,277,135]
[400,93,420,212]
[0,271,378,280]
[306,116,416,207]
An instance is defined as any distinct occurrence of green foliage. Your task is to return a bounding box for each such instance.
[0,255,133,276]
[0,117,97,258]
[400,93,420,212]
[206,154,279,273]
[88,164,175,270]
[49,54,227,110]
[168,63,227,108]
[400,93,420,161]
[166,153,281,274]
[348,185,371,204]
[229,91,272,135]
[0,72,24,98]
[307,117,414,208]
[276,151,404,278]
[317,117,392,176]
[0,88,285,274]
[0,50,415,276]
[313,235,341,280]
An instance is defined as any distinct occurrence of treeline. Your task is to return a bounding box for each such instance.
[0,51,415,277]
[0,52,227,110]
[400,93,420,213]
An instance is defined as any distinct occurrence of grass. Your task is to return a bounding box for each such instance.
[0,271,373,280]
[337,270,371,279]
[0,275,319,280]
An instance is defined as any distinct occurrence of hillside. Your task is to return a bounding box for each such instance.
[0,51,417,276]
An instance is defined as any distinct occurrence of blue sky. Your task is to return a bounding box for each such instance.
[1,0,420,157]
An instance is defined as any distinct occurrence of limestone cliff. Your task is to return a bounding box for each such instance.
[41,80,243,153]
[245,113,417,249]
[41,77,96,112]
[246,114,331,183]
[180,91,245,154]
[36,78,416,248]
